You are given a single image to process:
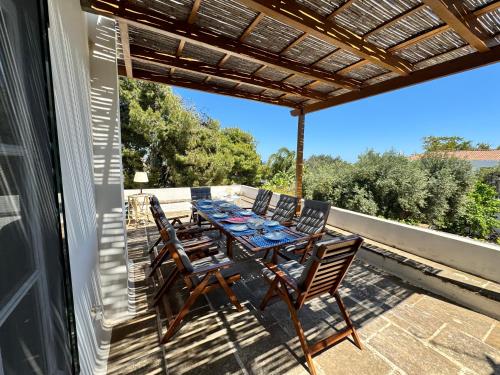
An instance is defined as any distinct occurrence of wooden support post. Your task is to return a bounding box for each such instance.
[295,109,305,213]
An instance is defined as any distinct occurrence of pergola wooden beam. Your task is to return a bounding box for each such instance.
[291,45,500,115]
[295,108,305,211]
[187,0,202,25]
[423,0,489,52]
[473,2,500,18]
[118,21,133,78]
[235,0,413,75]
[129,45,330,100]
[85,0,360,90]
[122,66,299,108]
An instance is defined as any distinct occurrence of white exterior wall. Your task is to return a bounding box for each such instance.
[48,1,125,373]
[88,14,129,322]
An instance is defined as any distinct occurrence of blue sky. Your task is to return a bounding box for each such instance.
[173,63,500,163]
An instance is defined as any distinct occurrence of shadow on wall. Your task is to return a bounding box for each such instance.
[89,15,130,322]
[48,0,111,373]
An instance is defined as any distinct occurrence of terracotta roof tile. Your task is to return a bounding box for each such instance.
[410,150,500,161]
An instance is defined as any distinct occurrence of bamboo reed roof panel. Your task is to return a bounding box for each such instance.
[284,75,316,88]
[181,42,226,66]
[243,16,303,53]
[285,95,308,103]
[395,29,467,63]
[197,0,257,39]
[254,66,294,82]
[344,63,389,81]
[132,59,169,75]
[314,50,361,73]
[261,89,284,99]
[365,6,442,49]
[329,88,352,97]
[364,72,401,85]
[129,26,178,55]
[464,0,496,11]
[131,0,193,21]
[311,82,339,94]
[477,9,500,37]
[237,83,266,95]
[334,0,422,37]
[414,45,476,69]
[204,75,238,88]
[86,0,500,112]
[222,56,262,75]
[281,35,338,65]
[295,0,343,17]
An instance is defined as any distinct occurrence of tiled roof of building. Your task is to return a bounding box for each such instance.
[410,150,500,161]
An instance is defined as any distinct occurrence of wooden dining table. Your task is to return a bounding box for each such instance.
[193,200,312,261]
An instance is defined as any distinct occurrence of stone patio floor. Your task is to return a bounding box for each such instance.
[106,224,500,375]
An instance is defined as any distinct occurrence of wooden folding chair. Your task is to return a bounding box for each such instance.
[248,188,273,216]
[148,214,217,279]
[278,199,331,263]
[159,238,243,343]
[190,186,212,224]
[148,195,209,254]
[260,235,364,375]
[270,194,298,225]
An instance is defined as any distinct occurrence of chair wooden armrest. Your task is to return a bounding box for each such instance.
[191,260,234,275]
[184,241,218,253]
[308,232,326,240]
[263,262,300,292]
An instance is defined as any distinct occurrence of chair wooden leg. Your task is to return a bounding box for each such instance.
[259,278,278,311]
[281,284,317,375]
[263,249,270,259]
[160,273,211,344]
[334,291,363,350]
[215,271,243,311]
[149,247,169,277]
[226,236,234,259]
[148,236,162,254]
[152,268,179,306]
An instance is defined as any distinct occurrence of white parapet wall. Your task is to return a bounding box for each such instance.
[239,185,500,283]
[126,184,500,283]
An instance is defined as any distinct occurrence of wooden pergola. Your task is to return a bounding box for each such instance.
[83,0,500,204]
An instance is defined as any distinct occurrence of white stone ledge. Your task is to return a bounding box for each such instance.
[125,185,500,283]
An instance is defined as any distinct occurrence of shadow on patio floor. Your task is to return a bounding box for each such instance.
[107,223,500,375]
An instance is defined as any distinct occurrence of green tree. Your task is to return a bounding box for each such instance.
[423,136,473,152]
[119,78,263,188]
[449,182,500,240]
[266,147,295,176]
[418,155,474,228]
[350,151,428,220]
[222,128,263,185]
[422,136,498,152]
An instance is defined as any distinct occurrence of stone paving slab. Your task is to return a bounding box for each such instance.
[106,225,500,375]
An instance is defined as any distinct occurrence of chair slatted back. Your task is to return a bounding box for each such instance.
[190,187,212,201]
[150,195,165,230]
[156,215,194,274]
[271,194,298,223]
[252,189,273,215]
[297,235,363,306]
[295,199,331,235]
